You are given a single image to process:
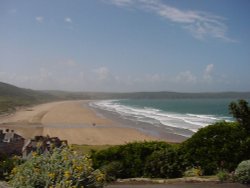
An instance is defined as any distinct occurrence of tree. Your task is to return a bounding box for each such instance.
[180,122,248,175]
[229,99,250,134]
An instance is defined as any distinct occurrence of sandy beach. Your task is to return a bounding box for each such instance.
[0,100,158,145]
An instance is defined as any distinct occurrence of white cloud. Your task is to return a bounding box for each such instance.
[203,64,214,82]
[104,0,235,42]
[104,0,134,6]
[65,17,72,23]
[205,64,214,74]
[35,16,44,23]
[93,67,111,81]
[145,73,164,83]
[176,70,197,84]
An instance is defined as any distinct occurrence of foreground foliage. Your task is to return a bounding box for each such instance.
[0,154,21,180]
[92,141,184,180]
[184,167,202,177]
[216,169,231,182]
[9,147,105,188]
[235,160,250,184]
[144,147,184,178]
[229,99,250,134]
[180,121,249,175]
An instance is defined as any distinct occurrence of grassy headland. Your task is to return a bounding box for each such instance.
[0,82,58,114]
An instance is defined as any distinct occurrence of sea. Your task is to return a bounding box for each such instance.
[89,98,248,138]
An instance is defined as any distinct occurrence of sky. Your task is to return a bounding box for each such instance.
[0,0,250,92]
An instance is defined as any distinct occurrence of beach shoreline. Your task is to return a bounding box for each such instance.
[88,101,188,143]
[0,100,187,145]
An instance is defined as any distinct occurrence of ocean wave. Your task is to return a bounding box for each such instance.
[90,100,229,133]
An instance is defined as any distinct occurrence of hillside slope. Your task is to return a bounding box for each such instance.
[0,82,57,114]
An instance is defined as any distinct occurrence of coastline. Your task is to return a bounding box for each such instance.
[0,100,187,145]
[88,101,188,143]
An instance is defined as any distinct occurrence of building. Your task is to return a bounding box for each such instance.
[0,129,25,156]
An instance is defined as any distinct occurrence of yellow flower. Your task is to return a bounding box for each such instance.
[11,167,18,174]
[96,172,105,182]
[32,152,38,157]
[36,141,43,148]
[97,177,102,182]
[65,180,71,185]
[48,173,55,179]
[64,171,71,179]
[76,166,83,171]
[63,156,68,160]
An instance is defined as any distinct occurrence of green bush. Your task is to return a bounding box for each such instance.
[9,147,105,188]
[235,160,250,184]
[144,147,184,178]
[240,137,250,159]
[180,121,248,175]
[0,154,21,180]
[184,167,202,177]
[100,161,123,182]
[92,141,175,179]
[216,169,230,182]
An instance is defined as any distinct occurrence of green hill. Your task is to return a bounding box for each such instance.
[0,82,57,114]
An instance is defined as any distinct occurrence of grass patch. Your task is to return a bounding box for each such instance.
[71,144,112,154]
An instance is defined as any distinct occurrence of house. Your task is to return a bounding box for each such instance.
[0,129,25,156]
[0,130,68,158]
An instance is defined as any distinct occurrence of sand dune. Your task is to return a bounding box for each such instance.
[0,100,155,145]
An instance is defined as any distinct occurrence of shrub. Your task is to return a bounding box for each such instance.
[216,169,230,182]
[240,137,250,160]
[180,121,248,175]
[144,147,184,178]
[100,161,123,182]
[9,147,105,188]
[92,141,174,179]
[235,160,250,184]
[0,154,21,180]
[184,167,202,177]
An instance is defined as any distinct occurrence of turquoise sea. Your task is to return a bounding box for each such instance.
[91,98,249,135]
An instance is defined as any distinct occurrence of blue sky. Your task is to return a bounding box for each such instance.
[0,0,249,92]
